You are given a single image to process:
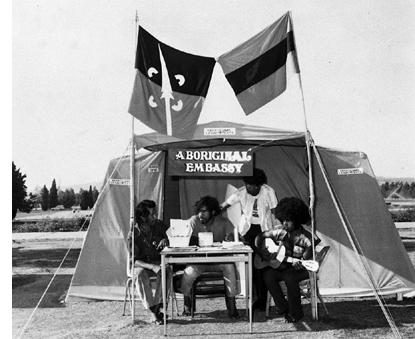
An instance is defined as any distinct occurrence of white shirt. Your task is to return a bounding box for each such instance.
[226,184,278,236]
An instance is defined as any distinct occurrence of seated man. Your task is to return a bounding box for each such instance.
[127,199,172,325]
[254,197,320,323]
[180,195,240,319]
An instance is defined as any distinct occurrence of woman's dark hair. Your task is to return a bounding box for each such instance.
[194,196,221,215]
[135,199,156,220]
[275,197,310,225]
[243,168,267,186]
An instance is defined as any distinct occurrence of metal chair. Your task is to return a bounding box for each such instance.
[122,252,180,318]
[265,245,330,318]
[190,271,227,317]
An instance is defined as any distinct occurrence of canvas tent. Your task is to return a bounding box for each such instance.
[66,121,415,302]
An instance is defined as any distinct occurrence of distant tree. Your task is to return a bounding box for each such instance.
[389,182,396,195]
[49,179,58,208]
[92,186,99,205]
[12,162,34,219]
[58,189,65,205]
[380,182,389,198]
[40,185,49,211]
[411,182,415,198]
[35,192,44,209]
[58,188,76,208]
[64,188,76,208]
[75,191,81,206]
[30,185,42,209]
[402,182,411,198]
[79,189,90,210]
[88,185,94,209]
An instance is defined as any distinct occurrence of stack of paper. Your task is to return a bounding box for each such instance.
[167,219,192,237]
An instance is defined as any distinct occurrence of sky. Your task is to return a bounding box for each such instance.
[12,0,415,192]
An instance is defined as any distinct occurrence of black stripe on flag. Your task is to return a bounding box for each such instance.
[225,31,296,96]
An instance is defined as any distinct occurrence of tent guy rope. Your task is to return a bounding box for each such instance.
[17,217,91,339]
[17,142,131,339]
[313,143,403,339]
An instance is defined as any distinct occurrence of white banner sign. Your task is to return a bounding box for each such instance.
[168,148,253,176]
[337,168,363,175]
[204,127,236,136]
[109,179,131,186]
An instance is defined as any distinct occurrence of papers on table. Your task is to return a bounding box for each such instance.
[222,241,245,249]
[164,246,198,252]
[167,219,192,237]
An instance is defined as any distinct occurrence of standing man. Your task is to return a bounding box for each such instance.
[180,196,240,319]
[220,168,278,311]
[127,199,172,325]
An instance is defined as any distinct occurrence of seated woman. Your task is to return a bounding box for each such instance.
[254,197,320,322]
[127,199,172,325]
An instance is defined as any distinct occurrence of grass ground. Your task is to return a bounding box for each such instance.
[12,228,415,339]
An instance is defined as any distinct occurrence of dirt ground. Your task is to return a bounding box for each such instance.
[12,228,415,339]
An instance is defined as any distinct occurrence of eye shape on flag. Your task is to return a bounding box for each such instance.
[128,27,216,139]
[217,12,300,116]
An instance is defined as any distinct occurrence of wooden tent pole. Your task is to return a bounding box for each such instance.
[130,119,136,322]
[130,11,139,323]
[289,10,318,320]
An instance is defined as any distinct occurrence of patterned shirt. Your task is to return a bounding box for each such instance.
[271,225,320,260]
[127,219,168,264]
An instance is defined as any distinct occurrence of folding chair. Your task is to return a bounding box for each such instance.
[190,271,227,317]
[122,252,180,318]
[187,263,249,318]
[265,245,330,318]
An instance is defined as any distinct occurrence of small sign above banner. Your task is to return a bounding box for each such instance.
[109,179,130,186]
[337,168,363,175]
[168,148,253,176]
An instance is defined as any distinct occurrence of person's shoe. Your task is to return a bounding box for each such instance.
[181,306,191,316]
[149,313,163,325]
[152,319,163,325]
[226,297,240,319]
[156,311,169,321]
[284,310,304,323]
[181,296,192,316]
[252,300,266,312]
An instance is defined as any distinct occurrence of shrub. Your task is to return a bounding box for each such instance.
[13,217,90,233]
[390,208,415,222]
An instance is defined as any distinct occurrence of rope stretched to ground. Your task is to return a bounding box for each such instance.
[313,144,403,339]
[17,217,90,339]
[17,144,131,339]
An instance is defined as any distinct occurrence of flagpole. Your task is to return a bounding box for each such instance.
[289,10,318,321]
[130,10,139,323]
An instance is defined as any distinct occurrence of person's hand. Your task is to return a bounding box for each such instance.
[241,236,249,246]
[293,261,304,270]
[224,233,244,242]
[151,264,161,274]
[270,252,278,261]
[257,248,272,261]
[157,239,168,250]
[224,233,234,242]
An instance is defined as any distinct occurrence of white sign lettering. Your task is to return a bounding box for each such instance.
[204,128,236,136]
[148,165,159,172]
[109,179,131,186]
[175,150,251,162]
[169,148,253,176]
[337,168,364,175]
